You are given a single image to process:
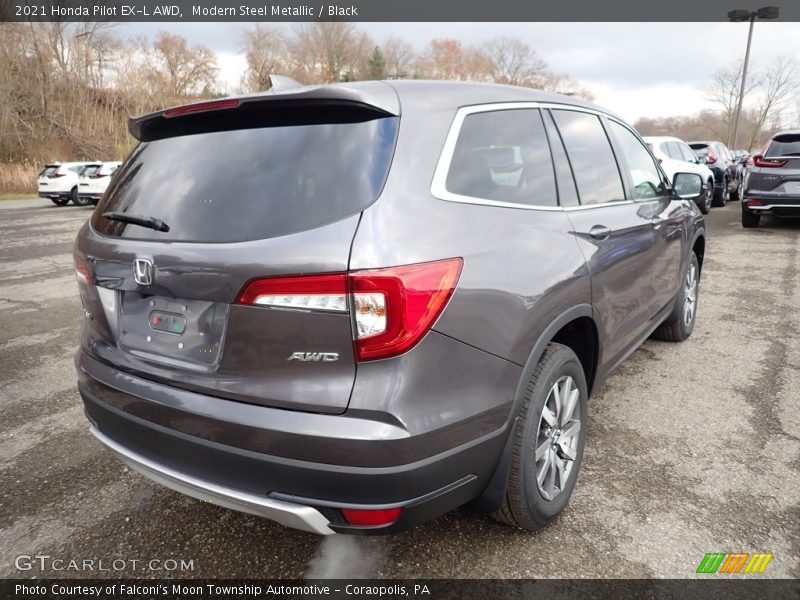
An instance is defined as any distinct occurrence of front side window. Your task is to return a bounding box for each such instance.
[445,109,557,207]
[551,110,625,205]
[608,121,668,201]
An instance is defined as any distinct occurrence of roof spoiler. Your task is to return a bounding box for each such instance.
[128,82,400,142]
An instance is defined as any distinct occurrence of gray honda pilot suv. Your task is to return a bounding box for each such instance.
[75,80,706,534]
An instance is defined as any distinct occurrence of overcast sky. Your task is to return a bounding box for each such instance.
[117,22,800,124]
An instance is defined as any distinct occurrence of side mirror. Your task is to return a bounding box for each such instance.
[672,172,704,200]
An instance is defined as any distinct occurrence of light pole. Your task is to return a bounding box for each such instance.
[727,6,779,150]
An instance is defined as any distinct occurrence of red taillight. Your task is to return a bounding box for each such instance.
[49,172,66,178]
[745,199,763,206]
[752,155,788,168]
[706,150,717,165]
[341,507,403,526]
[163,99,240,118]
[351,258,463,361]
[74,256,92,286]
[236,258,463,362]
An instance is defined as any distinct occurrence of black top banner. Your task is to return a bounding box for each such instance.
[3,0,800,21]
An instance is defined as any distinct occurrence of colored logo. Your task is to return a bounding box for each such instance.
[696,552,773,574]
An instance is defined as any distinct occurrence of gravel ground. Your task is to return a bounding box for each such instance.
[0,198,797,579]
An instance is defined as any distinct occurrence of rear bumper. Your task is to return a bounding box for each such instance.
[77,350,511,534]
[90,426,335,535]
[39,191,70,199]
[743,196,800,216]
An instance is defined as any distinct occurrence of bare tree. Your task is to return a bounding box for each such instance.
[290,23,373,83]
[239,25,287,92]
[382,35,414,79]
[482,37,546,86]
[142,31,218,98]
[746,57,800,149]
[414,38,490,81]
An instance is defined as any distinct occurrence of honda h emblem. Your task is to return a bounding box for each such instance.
[133,258,154,286]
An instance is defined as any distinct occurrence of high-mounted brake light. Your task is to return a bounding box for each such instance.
[163,99,240,118]
[341,507,403,526]
[752,155,788,168]
[236,258,464,362]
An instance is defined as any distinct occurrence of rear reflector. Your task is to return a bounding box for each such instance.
[236,273,347,312]
[236,258,464,362]
[752,155,788,168]
[745,199,763,206]
[341,507,403,526]
[163,99,240,118]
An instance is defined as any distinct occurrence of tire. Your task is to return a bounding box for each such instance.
[729,177,742,201]
[71,187,90,206]
[742,210,760,228]
[697,180,713,215]
[493,343,588,530]
[711,178,728,207]
[652,252,699,342]
[49,197,69,207]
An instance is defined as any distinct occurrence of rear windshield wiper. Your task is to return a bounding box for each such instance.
[102,212,170,232]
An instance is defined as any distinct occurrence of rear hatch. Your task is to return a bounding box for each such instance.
[79,164,102,193]
[75,86,399,414]
[38,164,59,191]
[749,133,800,196]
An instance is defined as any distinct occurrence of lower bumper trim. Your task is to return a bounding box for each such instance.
[90,426,335,535]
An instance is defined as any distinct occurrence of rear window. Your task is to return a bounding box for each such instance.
[40,166,58,177]
[766,134,800,157]
[92,117,398,243]
[82,166,101,177]
[690,144,709,158]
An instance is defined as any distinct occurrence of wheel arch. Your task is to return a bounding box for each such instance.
[470,304,599,513]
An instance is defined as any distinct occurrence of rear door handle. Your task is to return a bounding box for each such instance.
[589,225,611,240]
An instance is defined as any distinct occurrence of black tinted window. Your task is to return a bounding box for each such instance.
[767,134,800,157]
[446,109,557,207]
[609,121,668,201]
[552,110,625,205]
[690,144,709,158]
[92,117,398,243]
[542,110,579,207]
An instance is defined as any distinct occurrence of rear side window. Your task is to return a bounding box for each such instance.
[666,142,683,160]
[551,110,625,206]
[445,109,557,207]
[678,143,698,163]
[93,117,398,243]
[767,133,800,157]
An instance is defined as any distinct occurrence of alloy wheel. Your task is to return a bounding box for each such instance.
[535,375,582,501]
[684,261,698,328]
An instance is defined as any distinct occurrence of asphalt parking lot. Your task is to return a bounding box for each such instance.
[0,197,797,579]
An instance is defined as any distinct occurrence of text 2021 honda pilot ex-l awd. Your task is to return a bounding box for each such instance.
[75,80,706,535]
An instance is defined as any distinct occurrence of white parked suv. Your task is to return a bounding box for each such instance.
[644,136,715,214]
[37,162,97,206]
[78,161,122,206]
